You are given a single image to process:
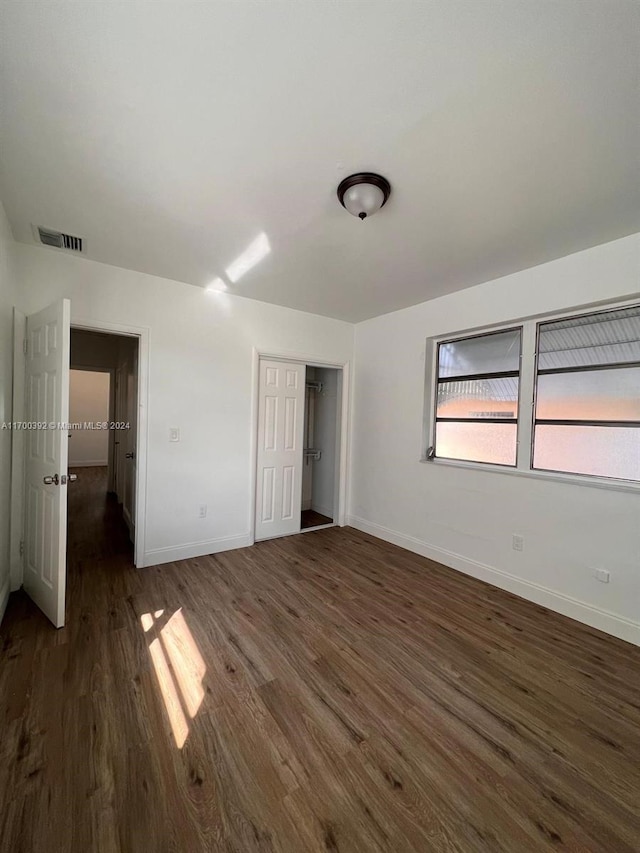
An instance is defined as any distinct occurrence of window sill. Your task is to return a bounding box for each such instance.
[418,456,640,494]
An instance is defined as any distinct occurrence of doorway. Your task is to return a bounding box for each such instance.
[301,367,340,531]
[68,328,139,554]
[253,355,346,542]
[13,300,149,628]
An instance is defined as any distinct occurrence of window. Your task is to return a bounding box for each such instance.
[533,305,640,481]
[427,302,640,485]
[433,328,522,465]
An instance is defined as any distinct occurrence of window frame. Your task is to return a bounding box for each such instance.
[431,325,523,468]
[530,304,640,482]
[423,300,640,493]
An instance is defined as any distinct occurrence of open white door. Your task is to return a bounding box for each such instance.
[255,359,305,540]
[23,299,71,628]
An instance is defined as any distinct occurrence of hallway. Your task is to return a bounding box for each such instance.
[67,465,132,555]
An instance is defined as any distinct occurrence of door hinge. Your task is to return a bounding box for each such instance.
[19,540,24,556]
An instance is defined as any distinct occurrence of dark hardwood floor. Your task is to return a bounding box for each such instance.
[1,467,640,852]
[301,509,333,530]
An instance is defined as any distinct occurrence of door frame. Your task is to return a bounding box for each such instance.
[70,318,150,568]
[9,309,26,593]
[249,348,350,545]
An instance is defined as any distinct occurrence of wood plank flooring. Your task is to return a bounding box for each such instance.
[1,467,640,852]
[301,509,333,530]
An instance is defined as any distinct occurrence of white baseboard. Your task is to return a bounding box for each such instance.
[143,533,252,567]
[347,515,640,647]
[68,460,108,468]
[0,573,10,626]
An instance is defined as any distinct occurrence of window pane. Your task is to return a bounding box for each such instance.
[435,422,517,465]
[536,367,640,421]
[438,329,520,378]
[437,377,519,419]
[538,342,640,370]
[538,305,640,370]
[533,425,640,481]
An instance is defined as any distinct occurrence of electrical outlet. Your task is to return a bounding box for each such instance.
[169,427,180,442]
[594,568,610,584]
[198,504,207,519]
[512,534,524,552]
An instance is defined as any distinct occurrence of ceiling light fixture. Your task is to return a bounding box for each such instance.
[337,172,391,220]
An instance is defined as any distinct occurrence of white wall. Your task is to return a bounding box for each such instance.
[350,233,640,646]
[311,367,339,519]
[68,370,110,466]
[15,243,354,566]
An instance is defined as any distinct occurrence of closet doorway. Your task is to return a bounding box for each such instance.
[301,367,339,530]
[253,355,347,542]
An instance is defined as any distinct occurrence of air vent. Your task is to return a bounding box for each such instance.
[37,227,83,252]
[62,233,82,251]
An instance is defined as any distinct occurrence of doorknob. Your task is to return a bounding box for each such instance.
[43,474,59,485]
[125,452,135,459]
[68,473,78,482]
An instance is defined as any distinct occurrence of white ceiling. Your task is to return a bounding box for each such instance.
[1,1,638,322]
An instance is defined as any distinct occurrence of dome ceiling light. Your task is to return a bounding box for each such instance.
[337,172,391,220]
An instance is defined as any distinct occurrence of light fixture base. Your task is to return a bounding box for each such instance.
[337,172,391,219]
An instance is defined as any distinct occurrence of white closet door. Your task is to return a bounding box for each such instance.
[255,359,305,540]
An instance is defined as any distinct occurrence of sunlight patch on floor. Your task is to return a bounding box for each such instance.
[141,607,206,748]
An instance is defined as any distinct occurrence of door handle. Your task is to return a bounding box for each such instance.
[43,474,60,485]
[125,452,135,459]
[68,473,78,482]
[60,474,78,485]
